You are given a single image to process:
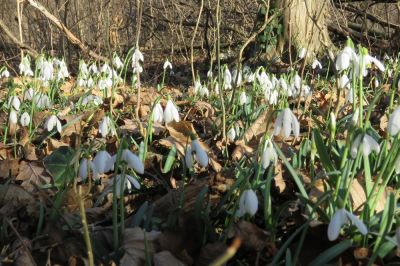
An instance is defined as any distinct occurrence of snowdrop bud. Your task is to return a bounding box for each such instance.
[351,109,359,127]
[122,149,144,174]
[261,139,278,169]
[78,158,92,181]
[327,208,367,241]
[92,150,113,175]
[153,103,164,123]
[329,112,336,134]
[8,96,21,111]
[185,146,194,169]
[99,116,113,138]
[227,127,236,141]
[312,59,322,69]
[239,91,247,106]
[45,115,62,133]
[339,75,350,89]
[9,109,18,125]
[298,48,307,59]
[388,107,400,136]
[163,100,180,124]
[20,112,30,127]
[163,60,172,70]
[236,189,258,217]
[224,67,232,90]
[191,138,208,167]
[294,74,301,89]
[374,79,379,88]
[113,54,124,69]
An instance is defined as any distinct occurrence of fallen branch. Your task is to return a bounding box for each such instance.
[26,0,108,62]
[0,18,38,57]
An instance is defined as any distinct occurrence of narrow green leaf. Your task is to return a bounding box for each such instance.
[309,240,352,266]
[313,128,336,173]
[162,145,177,173]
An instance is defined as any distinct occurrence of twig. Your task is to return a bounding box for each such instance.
[190,0,204,83]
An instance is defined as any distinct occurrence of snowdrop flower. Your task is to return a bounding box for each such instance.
[45,115,62,133]
[301,85,312,97]
[20,112,30,127]
[339,75,350,89]
[163,100,180,124]
[101,63,112,76]
[374,78,379,88]
[327,208,367,241]
[351,109,359,127]
[236,189,258,217]
[40,59,54,82]
[388,107,400,136]
[34,93,51,109]
[239,91,247,105]
[194,79,202,95]
[312,59,322,69]
[92,150,113,177]
[227,127,236,141]
[268,90,279,105]
[122,149,144,174]
[82,95,103,106]
[87,77,94,88]
[186,137,209,167]
[153,103,164,123]
[335,46,356,71]
[224,67,232,90]
[214,81,220,95]
[132,48,144,73]
[273,108,300,139]
[365,55,385,72]
[350,133,380,159]
[329,112,336,133]
[232,68,242,87]
[79,60,89,77]
[261,139,277,169]
[78,158,93,181]
[113,54,124,69]
[56,59,69,80]
[8,96,20,111]
[111,174,141,197]
[23,88,35,101]
[89,63,98,75]
[0,68,9,78]
[293,74,302,90]
[199,85,209,98]
[19,55,34,76]
[99,116,115,138]
[9,109,18,125]
[163,59,172,70]
[298,48,307,59]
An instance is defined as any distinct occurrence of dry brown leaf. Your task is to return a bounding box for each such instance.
[12,237,36,266]
[153,251,186,266]
[59,114,84,137]
[242,108,272,142]
[120,227,161,266]
[0,158,20,178]
[274,163,286,193]
[379,114,388,133]
[16,161,51,192]
[0,184,36,217]
[63,185,92,212]
[232,220,270,251]
[350,179,387,213]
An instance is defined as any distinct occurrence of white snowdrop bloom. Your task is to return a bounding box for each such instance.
[214,81,220,95]
[239,91,247,105]
[88,64,98,75]
[19,56,33,76]
[20,112,30,127]
[24,88,35,101]
[40,59,54,82]
[268,90,279,105]
[153,103,164,123]
[261,139,278,169]
[330,112,336,132]
[132,48,144,73]
[236,189,258,217]
[185,146,194,169]
[339,75,350,89]
[298,47,307,59]
[207,69,213,78]
[301,85,312,97]
[113,54,124,69]
[99,116,114,138]
[312,59,322,69]
[365,55,385,72]
[243,65,254,83]
[92,150,113,176]
[227,127,236,141]
[77,78,86,87]
[111,174,141,197]
[293,74,302,90]
[34,93,51,109]
[163,59,172,70]
[1,68,10,78]
[224,67,232,90]
[191,138,209,167]
[194,79,202,95]
[101,63,112,76]
[79,60,89,77]
[273,108,300,139]
[388,107,400,136]
[122,149,144,174]
[327,208,367,241]
[350,134,380,159]
[87,77,94,88]
[351,109,359,127]
[82,95,103,106]
[9,109,18,125]
[98,78,110,91]
[8,96,21,111]
[163,100,180,124]
[279,78,288,93]
[335,46,356,71]
[374,79,379,88]
[199,85,209,98]
[56,59,69,80]
[45,115,62,133]
[78,158,93,181]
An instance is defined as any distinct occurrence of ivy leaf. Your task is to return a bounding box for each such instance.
[43,146,75,190]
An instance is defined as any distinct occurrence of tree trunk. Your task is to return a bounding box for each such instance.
[276,0,333,61]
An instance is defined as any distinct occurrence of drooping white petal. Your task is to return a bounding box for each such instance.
[350,135,362,159]
[122,149,144,174]
[92,150,113,174]
[345,210,368,235]
[191,139,208,167]
[273,111,284,136]
[239,91,247,106]
[20,112,30,127]
[363,134,380,155]
[153,103,164,123]
[339,75,350,89]
[9,109,18,125]
[164,100,180,124]
[227,127,236,141]
[79,158,92,180]
[328,208,348,241]
[388,107,400,136]
[239,189,258,216]
[185,146,193,169]
[126,175,141,190]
